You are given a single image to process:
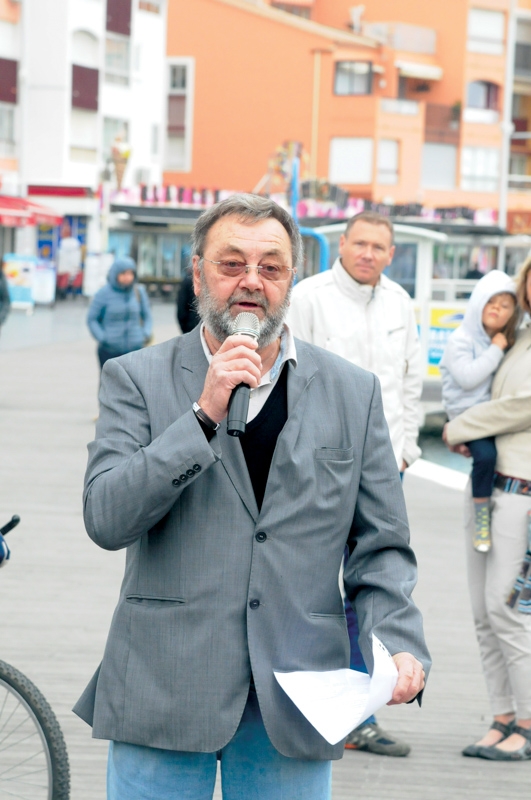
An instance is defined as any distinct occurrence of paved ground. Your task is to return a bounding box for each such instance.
[1,302,529,799]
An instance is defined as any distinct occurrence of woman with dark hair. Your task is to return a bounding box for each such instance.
[445,259,531,761]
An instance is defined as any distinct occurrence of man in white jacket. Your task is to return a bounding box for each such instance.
[289,211,422,757]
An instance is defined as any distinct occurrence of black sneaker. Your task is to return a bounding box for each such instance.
[344,722,411,757]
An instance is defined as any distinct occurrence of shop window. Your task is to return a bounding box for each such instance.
[329,137,373,184]
[103,117,129,159]
[0,58,17,104]
[421,143,457,189]
[106,0,132,36]
[334,62,372,96]
[72,65,99,111]
[105,34,130,85]
[461,146,499,191]
[467,9,504,55]
[467,81,499,110]
[166,60,194,171]
[377,140,399,185]
[384,243,417,298]
[0,103,15,157]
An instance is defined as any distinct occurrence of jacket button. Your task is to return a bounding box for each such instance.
[186,469,195,477]
[255,531,267,542]
[172,479,180,486]
[179,474,188,482]
[249,599,260,610]
[193,464,201,472]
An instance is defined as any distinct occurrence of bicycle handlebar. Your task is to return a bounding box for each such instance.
[0,516,20,536]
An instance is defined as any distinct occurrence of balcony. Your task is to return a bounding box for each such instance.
[462,107,499,124]
[425,103,459,145]
[380,98,419,115]
[363,22,436,55]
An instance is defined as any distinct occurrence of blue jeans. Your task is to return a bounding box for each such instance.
[467,437,497,498]
[107,688,331,800]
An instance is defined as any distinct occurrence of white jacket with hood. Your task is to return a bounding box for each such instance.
[288,258,422,468]
[439,270,517,420]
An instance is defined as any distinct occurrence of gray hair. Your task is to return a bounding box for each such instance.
[192,193,303,272]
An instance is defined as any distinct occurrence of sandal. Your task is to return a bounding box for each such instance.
[462,720,515,758]
[477,725,531,761]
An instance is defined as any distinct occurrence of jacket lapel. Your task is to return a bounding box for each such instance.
[179,329,259,522]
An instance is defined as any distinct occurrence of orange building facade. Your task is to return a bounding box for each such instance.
[164,0,531,229]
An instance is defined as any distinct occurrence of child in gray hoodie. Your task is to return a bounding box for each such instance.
[440,270,520,553]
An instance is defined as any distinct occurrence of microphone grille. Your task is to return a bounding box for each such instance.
[232,312,260,339]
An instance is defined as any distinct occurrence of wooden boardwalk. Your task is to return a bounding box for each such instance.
[1,304,529,799]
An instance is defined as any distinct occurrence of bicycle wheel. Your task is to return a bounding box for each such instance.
[0,659,70,799]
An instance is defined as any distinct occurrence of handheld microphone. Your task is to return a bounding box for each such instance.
[227,312,260,437]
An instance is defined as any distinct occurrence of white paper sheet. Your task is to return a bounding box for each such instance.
[274,635,398,745]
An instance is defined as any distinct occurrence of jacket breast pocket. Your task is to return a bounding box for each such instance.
[314,446,354,462]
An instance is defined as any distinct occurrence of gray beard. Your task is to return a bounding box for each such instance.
[195,272,291,348]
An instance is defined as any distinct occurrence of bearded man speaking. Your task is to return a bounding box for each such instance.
[74,194,430,800]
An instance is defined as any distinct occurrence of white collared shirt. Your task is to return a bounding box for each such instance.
[200,323,297,422]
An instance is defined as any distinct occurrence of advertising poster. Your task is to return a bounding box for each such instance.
[427,306,466,377]
[3,254,36,310]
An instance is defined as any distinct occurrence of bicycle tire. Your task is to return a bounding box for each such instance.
[0,659,70,800]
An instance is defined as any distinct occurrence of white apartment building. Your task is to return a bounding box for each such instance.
[0,0,166,260]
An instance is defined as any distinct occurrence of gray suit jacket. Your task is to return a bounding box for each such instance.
[74,327,430,760]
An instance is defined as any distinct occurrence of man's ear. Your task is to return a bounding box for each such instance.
[192,256,201,296]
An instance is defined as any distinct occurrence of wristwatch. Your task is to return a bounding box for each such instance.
[192,402,220,432]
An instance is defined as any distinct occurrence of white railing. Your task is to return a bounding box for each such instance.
[380,98,419,115]
[463,107,499,124]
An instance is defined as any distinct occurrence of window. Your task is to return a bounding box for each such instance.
[151,123,159,156]
[271,3,311,18]
[467,9,504,55]
[72,65,99,111]
[0,58,17,104]
[467,81,499,110]
[334,62,372,95]
[105,35,130,85]
[421,143,457,189]
[377,140,399,184]
[72,30,99,69]
[166,60,194,171]
[103,117,129,159]
[139,0,161,12]
[384,243,417,298]
[170,65,187,90]
[461,147,499,191]
[106,0,132,36]
[0,104,15,157]
[329,138,373,184]
[70,109,98,162]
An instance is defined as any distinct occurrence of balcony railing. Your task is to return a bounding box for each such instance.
[508,174,531,191]
[363,22,436,54]
[462,108,499,124]
[380,98,419,115]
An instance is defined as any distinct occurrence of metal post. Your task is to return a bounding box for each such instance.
[497,0,517,271]
[310,51,321,179]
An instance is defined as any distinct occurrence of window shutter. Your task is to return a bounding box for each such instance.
[168,95,186,133]
[72,65,99,111]
[0,59,18,104]
[106,0,132,36]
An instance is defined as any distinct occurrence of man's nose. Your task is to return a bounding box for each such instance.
[238,266,264,290]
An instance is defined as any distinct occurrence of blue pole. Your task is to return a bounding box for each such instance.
[299,227,330,273]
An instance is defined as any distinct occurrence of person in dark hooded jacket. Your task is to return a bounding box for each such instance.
[87,256,153,369]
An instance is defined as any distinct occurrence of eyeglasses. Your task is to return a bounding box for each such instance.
[201,258,296,282]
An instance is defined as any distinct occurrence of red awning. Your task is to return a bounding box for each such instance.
[0,195,63,227]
